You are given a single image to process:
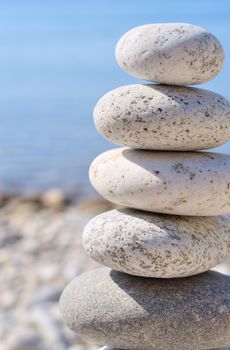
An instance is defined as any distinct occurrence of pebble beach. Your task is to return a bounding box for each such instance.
[0,192,117,350]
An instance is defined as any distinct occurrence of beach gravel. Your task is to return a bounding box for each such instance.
[0,196,105,350]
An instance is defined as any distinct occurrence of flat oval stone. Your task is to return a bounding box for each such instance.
[60,267,230,350]
[89,148,230,216]
[115,23,224,85]
[93,84,230,151]
[83,208,230,278]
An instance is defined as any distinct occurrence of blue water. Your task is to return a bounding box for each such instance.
[0,0,230,195]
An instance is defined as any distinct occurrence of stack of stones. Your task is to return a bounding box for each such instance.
[60,23,230,350]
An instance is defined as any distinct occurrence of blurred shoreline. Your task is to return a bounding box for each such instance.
[0,186,107,212]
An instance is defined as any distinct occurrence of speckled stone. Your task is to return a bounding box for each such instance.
[115,23,224,85]
[60,267,230,350]
[83,208,230,278]
[89,148,230,216]
[93,84,230,151]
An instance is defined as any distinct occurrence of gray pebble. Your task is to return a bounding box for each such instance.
[115,23,224,85]
[98,347,229,350]
[60,267,230,350]
[83,208,230,278]
[93,84,230,150]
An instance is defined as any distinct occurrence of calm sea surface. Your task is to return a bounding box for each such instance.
[0,0,230,196]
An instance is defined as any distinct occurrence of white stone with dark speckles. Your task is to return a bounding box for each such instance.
[83,208,230,278]
[89,148,230,216]
[115,23,224,85]
[94,84,230,151]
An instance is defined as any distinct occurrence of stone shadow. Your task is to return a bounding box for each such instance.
[109,268,230,317]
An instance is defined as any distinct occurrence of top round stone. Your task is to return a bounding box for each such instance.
[115,23,224,85]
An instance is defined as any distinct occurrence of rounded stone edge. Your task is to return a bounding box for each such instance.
[93,83,230,151]
[115,23,225,85]
[82,209,230,278]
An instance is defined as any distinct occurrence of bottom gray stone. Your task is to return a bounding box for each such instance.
[60,267,230,350]
[98,347,230,350]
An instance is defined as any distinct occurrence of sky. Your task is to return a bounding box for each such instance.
[0,0,229,194]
